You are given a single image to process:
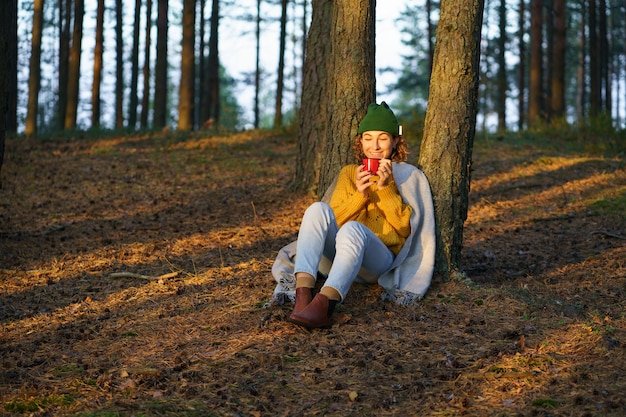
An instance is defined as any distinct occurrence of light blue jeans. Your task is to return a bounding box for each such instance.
[293,202,395,301]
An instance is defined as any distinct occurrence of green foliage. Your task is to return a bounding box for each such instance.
[532,398,559,408]
[590,192,626,220]
[4,394,74,414]
[499,117,626,157]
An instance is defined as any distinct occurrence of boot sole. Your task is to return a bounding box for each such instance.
[287,316,333,329]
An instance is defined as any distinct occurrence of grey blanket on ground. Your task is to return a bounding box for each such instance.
[265,162,436,307]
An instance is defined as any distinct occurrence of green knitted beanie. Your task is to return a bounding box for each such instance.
[357,101,399,136]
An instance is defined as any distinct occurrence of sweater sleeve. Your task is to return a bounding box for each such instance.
[370,179,413,238]
[328,165,368,226]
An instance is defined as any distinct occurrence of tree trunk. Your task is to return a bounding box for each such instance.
[418,0,484,279]
[292,0,333,195]
[599,0,609,115]
[140,0,152,128]
[178,0,196,131]
[254,0,261,128]
[205,0,220,126]
[550,0,566,119]
[154,0,168,128]
[517,0,525,131]
[197,0,206,126]
[497,0,507,132]
[528,0,543,126]
[589,0,600,116]
[576,0,586,121]
[274,0,288,129]
[426,0,434,80]
[25,0,45,136]
[115,0,124,128]
[65,0,84,130]
[57,0,71,130]
[4,0,17,133]
[316,0,375,198]
[91,0,105,128]
[0,2,9,180]
[129,0,142,130]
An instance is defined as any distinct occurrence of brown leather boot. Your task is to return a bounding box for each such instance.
[290,287,314,315]
[288,293,336,329]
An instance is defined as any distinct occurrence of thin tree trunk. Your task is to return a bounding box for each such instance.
[25,0,45,136]
[197,0,206,126]
[426,0,434,79]
[576,0,586,122]
[205,0,220,126]
[65,0,84,130]
[4,0,17,133]
[115,0,124,128]
[154,0,168,128]
[57,0,71,130]
[178,0,196,131]
[550,0,566,118]
[91,0,105,128]
[418,0,484,278]
[0,1,10,179]
[497,0,507,132]
[528,0,543,126]
[599,0,609,115]
[254,0,261,128]
[140,0,152,128]
[274,0,288,128]
[129,0,142,130]
[518,0,525,131]
[589,0,600,116]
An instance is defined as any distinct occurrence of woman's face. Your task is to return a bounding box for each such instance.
[360,130,398,160]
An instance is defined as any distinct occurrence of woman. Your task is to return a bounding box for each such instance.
[283,101,422,329]
[269,101,436,329]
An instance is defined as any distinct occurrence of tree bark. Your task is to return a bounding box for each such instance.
[254,0,261,128]
[91,0,105,128]
[576,0,586,121]
[57,0,71,130]
[65,0,84,130]
[3,0,17,133]
[418,0,484,279]
[154,0,168,128]
[0,1,9,180]
[140,0,152,128]
[197,0,206,126]
[528,0,543,126]
[589,0,600,116]
[550,0,566,119]
[25,0,45,136]
[292,0,333,195]
[129,0,142,130]
[205,0,220,126]
[497,0,507,132]
[115,0,124,128]
[293,0,375,197]
[517,0,525,131]
[274,0,288,128]
[317,0,376,198]
[178,0,196,131]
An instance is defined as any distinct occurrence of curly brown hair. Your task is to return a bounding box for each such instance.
[352,134,409,163]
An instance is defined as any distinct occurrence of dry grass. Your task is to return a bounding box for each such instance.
[0,129,624,417]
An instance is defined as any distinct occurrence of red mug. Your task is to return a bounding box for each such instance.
[362,158,380,173]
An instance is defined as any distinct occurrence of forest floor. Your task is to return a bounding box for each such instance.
[0,128,625,417]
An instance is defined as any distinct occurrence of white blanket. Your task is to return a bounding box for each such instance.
[266,162,436,307]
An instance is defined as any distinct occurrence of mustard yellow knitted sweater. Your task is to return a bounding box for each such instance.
[328,165,413,255]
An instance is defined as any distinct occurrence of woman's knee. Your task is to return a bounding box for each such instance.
[337,221,368,244]
[304,201,332,217]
